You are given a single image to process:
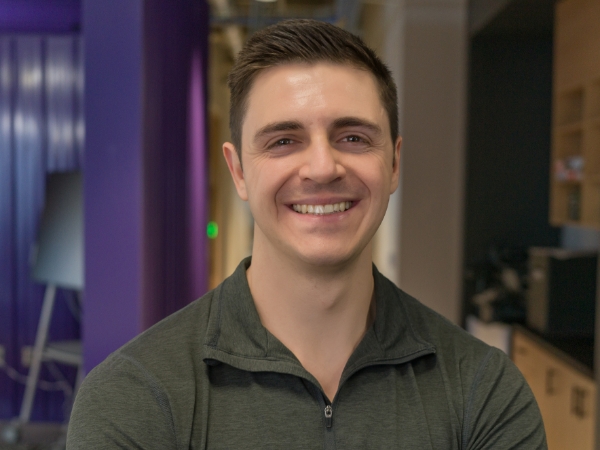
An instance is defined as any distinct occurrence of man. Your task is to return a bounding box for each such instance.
[67,19,546,449]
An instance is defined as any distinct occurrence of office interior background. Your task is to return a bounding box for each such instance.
[1,0,599,448]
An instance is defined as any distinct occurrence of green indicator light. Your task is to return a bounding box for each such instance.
[207,221,219,239]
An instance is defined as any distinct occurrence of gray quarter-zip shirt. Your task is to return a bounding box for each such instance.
[67,258,546,449]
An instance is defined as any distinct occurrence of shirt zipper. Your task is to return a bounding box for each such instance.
[300,379,336,448]
[324,404,333,428]
[321,395,336,449]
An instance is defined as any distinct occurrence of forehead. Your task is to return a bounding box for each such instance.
[242,62,388,138]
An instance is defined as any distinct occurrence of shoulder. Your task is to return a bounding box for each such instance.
[68,288,220,449]
[383,279,546,448]
[91,285,219,392]
[119,288,215,366]
[91,284,216,379]
[389,280,519,392]
[382,275,492,366]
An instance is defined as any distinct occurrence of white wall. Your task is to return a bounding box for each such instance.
[399,0,467,324]
[366,0,468,323]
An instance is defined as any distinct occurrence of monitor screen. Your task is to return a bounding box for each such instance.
[31,171,83,290]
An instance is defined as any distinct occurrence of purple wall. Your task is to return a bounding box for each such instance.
[83,0,209,372]
[141,0,210,328]
[0,0,81,33]
[0,0,209,420]
[83,0,145,371]
[188,46,209,302]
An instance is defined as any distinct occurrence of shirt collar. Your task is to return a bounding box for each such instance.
[203,257,436,380]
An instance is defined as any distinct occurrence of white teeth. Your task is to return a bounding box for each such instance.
[291,201,353,215]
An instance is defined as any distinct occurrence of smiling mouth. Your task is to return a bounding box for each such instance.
[292,201,353,215]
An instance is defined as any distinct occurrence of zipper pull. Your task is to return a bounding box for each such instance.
[324,404,333,428]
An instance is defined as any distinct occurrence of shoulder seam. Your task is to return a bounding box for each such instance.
[117,352,180,450]
[207,283,223,348]
[461,346,495,450]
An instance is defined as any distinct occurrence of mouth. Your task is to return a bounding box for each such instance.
[291,201,353,215]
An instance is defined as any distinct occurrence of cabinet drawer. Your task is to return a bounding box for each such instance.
[511,329,596,450]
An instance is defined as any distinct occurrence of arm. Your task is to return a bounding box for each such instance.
[463,348,547,450]
[66,354,178,450]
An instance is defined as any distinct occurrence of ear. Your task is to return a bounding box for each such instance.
[390,136,402,194]
[223,142,248,201]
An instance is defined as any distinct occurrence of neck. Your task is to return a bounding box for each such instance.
[247,230,375,400]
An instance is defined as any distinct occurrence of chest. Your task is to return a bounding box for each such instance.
[189,361,461,450]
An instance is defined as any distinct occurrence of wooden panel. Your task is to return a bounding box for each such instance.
[512,329,596,450]
[513,332,568,448]
[555,0,600,89]
[551,0,600,228]
[587,79,600,119]
[564,367,596,450]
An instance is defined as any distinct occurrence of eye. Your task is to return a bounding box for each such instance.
[345,135,362,143]
[269,138,294,148]
[341,134,368,144]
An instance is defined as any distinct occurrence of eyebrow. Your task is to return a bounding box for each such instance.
[331,117,383,136]
[253,120,304,144]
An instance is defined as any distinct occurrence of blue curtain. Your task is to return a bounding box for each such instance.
[0,35,82,422]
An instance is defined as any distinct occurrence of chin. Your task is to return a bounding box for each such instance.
[292,247,361,270]
[301,255,347,268]
[278,231,375,269]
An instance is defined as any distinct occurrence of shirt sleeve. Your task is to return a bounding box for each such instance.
[66,354,178,450]
[462,347,548,450]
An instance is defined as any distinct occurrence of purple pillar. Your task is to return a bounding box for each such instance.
[83,0,209,372]
[188,46,209,302]
[83,0,144,371]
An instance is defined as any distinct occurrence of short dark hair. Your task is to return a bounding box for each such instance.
[227,19,399,157]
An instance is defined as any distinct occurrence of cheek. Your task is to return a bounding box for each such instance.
[244,161,293,205]
[354,163,391,196]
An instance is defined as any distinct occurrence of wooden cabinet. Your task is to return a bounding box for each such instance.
[550,0,600,227]
[512,328,596,449]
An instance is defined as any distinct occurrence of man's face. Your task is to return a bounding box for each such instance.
[224,62,401,269]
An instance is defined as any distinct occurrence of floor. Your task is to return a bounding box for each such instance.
[0,422,65,450]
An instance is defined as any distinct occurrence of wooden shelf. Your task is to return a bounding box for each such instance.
[556,122,584,134]
[584,173,600,184]
[553,179,583,186]
[554,128,583,160]
[551,182,581,223]
[557,88,585,126]
[550,0,600,228]
[587,124,600,175]
[588,78,600,119]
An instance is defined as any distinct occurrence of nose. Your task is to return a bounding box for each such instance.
[298,137,345,184]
